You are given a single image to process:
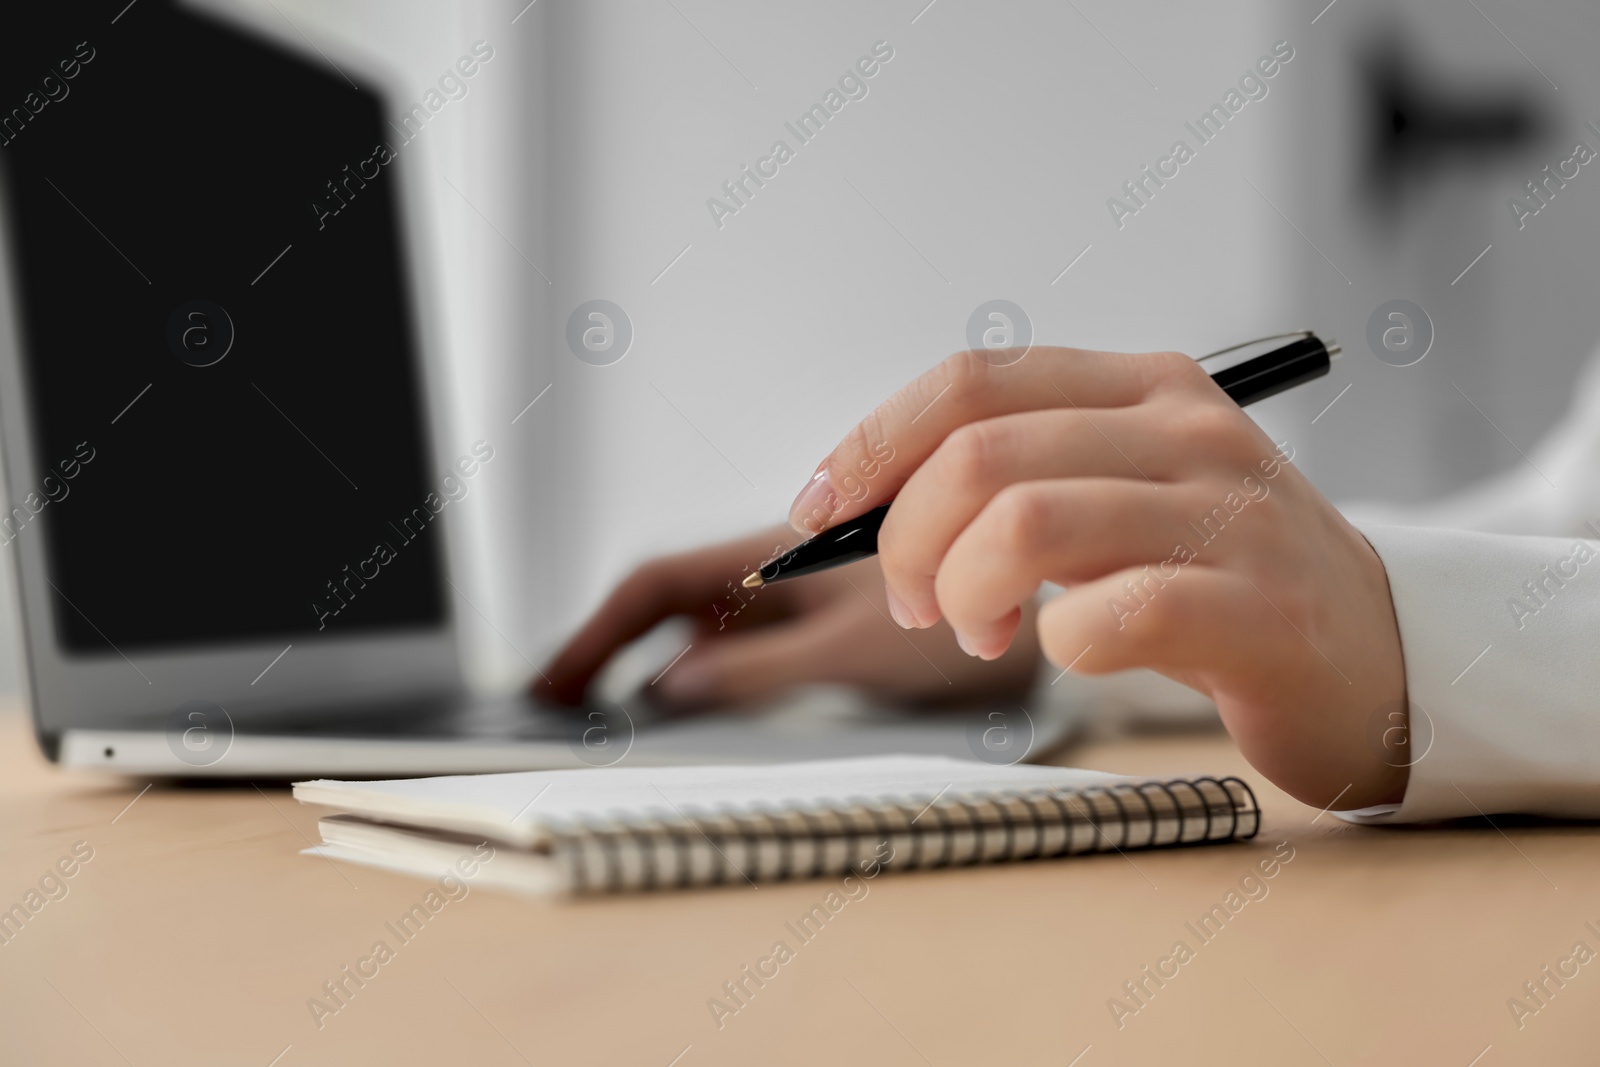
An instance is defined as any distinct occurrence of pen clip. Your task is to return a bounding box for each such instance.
[1196,329,1317,366]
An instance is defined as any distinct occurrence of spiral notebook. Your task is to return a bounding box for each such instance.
[293,756,1259,896]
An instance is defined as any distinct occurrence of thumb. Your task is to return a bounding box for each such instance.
[654,620,839,707]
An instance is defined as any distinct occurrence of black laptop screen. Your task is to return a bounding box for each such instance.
[0,1,449,652]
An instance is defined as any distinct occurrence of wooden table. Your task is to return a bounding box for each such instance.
[1,701,1595,1066]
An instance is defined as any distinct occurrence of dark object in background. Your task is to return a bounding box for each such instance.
[1360,29,1547,217]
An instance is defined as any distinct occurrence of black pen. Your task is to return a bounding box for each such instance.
[743,330,1342,589]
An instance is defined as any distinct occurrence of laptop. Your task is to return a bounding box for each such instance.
[0,1,1081,776]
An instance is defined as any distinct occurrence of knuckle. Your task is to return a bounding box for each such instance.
[984,482,1055,555]
[1170,402,1249,456]
[939,349,999,411]
[620,558,679,604]
[1103,573,1182,650]
[625,559,666,588]
[937,420,1005,491]
[1146,350,1208,390]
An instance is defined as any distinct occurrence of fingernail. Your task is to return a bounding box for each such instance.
[788,468,837,534]
[885,585,916,629]
[954,630,981,657]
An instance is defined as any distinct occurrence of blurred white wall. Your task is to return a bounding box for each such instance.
[526,0,1292,684]
[0,0,1309,695]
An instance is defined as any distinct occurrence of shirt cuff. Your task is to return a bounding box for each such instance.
[1338,524,1600,823]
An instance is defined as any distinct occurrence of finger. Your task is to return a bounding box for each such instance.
[654,614,842,707]
[787,347,1210,533]
[1033,563,1269,680]
[935,479,1211,657]
[879,406,1178,627]
[541,535,787,705]
[1039,561,1379,807]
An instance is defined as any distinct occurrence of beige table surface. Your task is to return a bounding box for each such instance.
[1,700,1597,1067]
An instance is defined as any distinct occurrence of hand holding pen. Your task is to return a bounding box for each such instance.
[750,331,1338,587]
[545,339,1411,814]
[751,338,1407,811]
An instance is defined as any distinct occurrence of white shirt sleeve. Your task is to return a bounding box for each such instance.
[1339,524,1600,823]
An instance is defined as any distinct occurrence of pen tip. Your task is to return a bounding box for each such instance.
[1324,337,1343,360]
[741,572,764,590]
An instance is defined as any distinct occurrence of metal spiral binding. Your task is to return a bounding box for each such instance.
[550,776,1259,893]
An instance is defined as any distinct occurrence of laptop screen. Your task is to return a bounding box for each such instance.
[0,1,449,653]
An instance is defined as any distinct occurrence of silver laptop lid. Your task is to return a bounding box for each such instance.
[0,2,466,755]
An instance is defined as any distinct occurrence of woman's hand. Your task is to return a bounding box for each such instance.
[540,526,1041,710]
[789,346,1409,811]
